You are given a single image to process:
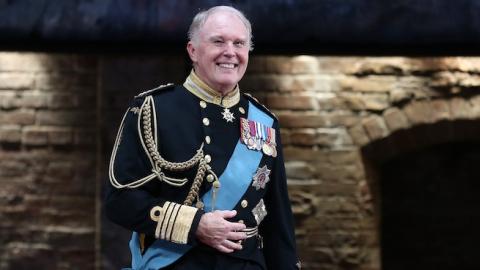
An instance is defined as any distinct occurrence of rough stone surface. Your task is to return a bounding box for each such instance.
[0,53,97,270]
[3,52,480,270]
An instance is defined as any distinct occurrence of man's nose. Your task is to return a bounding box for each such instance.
[223,42,235,56]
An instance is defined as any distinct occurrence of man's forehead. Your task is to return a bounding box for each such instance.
[207,33,248,41]
[201,11,248,33]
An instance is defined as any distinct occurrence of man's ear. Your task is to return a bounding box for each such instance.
[187,42,197,62]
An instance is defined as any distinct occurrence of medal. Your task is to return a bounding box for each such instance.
[262,143,272,156]
[252,165,271,190]
[222,108,235,123]
[252,199,268,225]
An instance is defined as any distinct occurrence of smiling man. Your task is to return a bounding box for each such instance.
[105,6,300,270]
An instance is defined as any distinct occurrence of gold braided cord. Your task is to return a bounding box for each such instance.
[110,94,216,208]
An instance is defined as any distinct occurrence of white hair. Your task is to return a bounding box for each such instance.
[188,6,254,51]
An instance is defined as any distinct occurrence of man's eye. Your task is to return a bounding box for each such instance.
[234,41,246,47]
[213,40,224,44]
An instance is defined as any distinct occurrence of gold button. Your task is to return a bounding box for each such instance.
[202,118,210,126]
[200,101,207,108]
[238,219,244,224]
[241,199,248,208]
[206,174,214,182]
[205,136,211,144]
[239,107,245,114]
[213,180,221,188]
[205,154,211,163]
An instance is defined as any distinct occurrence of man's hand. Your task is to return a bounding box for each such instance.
[195,210,247,253]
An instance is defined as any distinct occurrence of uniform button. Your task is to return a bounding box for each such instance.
[241,199,248,208]
[200,101,207,108]
[205,136,211,144]
[202,118,210,126]
[205,154,211,163]
[238,220,244,224]
[206,174,214,182]
[239,107,245,114]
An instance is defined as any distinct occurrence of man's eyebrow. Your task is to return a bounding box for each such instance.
[208,35,223,41]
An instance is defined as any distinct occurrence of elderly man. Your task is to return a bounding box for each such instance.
[105,5,300,270]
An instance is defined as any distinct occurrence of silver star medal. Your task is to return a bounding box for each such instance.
[252,199,267,225]
[252,165,271,190]
[222,108,235,123]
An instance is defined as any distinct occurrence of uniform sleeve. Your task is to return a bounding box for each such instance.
[104,97,203,245]
[260,120,301,269]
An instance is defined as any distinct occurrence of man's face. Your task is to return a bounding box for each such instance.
[187,11,250,94]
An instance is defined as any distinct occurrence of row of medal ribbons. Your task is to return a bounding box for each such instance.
[240,117,277,157]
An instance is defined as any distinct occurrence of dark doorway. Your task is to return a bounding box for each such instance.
[380,141,480,270]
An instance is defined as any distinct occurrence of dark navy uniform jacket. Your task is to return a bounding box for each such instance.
[105,79,299,270]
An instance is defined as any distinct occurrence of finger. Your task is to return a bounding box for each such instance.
[227,231,248,241]
[216,210,237,219]
[221,239,243,251]
[228,221,246,231]
[216,244,234,253]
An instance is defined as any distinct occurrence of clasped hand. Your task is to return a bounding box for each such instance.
[195,210,247,253]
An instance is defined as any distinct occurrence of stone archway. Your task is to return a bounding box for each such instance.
[356,97,480,270]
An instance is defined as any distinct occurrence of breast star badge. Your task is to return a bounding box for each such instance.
[252,165,271,190]
[222,108,235,123]
[252,199,267,225]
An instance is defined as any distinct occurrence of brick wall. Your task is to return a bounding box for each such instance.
[2,52,480,270]
[0,53,98,270]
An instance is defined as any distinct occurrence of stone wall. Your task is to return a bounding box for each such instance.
[2,52,480,270]
[242,56,480,269]
[0,53,98,270]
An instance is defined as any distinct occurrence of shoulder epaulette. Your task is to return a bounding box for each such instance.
[243,92,278,120]
[135,83,175,98]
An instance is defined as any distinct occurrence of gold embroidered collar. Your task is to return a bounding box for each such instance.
[183,70,240,108]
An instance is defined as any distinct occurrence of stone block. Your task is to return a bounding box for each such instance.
[22,127,48,145]
[48,128,73,145]
[36,111,95,126]
[283,147,329,162]
[0,73,35,90]
[317,93,346,110]
[469,94,480,117]
[430,99,451,121]
[329,112,362,128]
[344,57,407,75]
[362,115,389,141]
[266,94,318,110]
[0,125,22,143]
[316,128,353,147]
[403,101,435,125]
[263,56,293,74]
[0,109,35,125]
[290,129,317,146]
[383,107,410,132]
[340,93,389,111]
[17,92,48,108]
[285,161,317,179]
[0,159,28,177]
[290,56,319,74]
[0,53,48,72]
[277,112,328,128]
[340,76,396,92]
[348,123,370,146]
[327,149,360,165]
[450,97,475,119]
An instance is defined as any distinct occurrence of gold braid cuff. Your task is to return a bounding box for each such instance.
[150,201,198,244]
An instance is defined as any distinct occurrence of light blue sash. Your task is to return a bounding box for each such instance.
[128,101,273,269]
